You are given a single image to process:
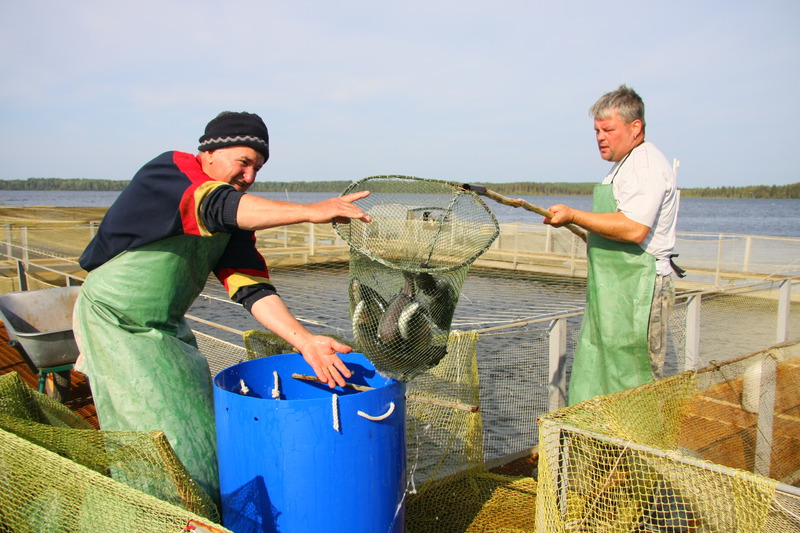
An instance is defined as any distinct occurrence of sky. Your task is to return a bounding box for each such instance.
[1,1,798,188]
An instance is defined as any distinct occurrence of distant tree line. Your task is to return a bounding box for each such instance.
[470,181,596,196]
[0,177,353,193]
[675,183,800,199]
[471,181,800,199]
[0,178,130,191]
[0,177,797,199]
[249,180,352,193]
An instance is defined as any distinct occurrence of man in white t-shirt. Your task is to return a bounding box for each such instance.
[545,85,682,405]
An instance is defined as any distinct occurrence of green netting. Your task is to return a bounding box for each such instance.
[0,372,225,531]
[334,175,499,381]
[534,345,800,533]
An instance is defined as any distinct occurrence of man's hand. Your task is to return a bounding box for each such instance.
[306,191,372,225]
[543,204,575,228]
[297,336,354,388]
[250,295,353,388]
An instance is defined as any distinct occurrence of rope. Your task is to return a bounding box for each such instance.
[358,402,395,421]
[271,371,281,399]
[332,393,340,432]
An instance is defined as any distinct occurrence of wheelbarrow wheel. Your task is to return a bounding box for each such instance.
[44,370,71,402]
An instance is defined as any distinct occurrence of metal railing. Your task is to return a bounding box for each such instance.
[3,221,799,281]
[1,221,798,465]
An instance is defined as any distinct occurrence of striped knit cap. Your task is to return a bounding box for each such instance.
[198,111,269,161]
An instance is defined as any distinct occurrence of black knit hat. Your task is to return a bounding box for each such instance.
[198,111,269,161]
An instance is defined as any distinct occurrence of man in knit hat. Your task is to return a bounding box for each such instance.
[73,111,370,504]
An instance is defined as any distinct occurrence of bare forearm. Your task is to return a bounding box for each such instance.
[571,210,649,243]
[235,190,372,231]
[235,195,312,231]
[249,294,314,350]
[249,294,353,387]
[546,204,649,243]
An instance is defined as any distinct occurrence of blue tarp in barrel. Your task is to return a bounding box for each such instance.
[214,351,406,533]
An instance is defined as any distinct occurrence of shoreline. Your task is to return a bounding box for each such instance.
[0,206,108,224]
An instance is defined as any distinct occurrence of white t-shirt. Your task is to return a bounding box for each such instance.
[602,141,679,276]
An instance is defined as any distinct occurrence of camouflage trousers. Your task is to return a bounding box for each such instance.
[648,273,675,379]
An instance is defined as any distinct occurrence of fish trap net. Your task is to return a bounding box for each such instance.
[0,372,224,531]
[536,341,800,532]
[334,175,499,381]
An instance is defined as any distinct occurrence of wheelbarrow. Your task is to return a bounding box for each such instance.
[0,286,82,400]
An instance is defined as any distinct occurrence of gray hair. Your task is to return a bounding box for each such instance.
[590,84,646,131]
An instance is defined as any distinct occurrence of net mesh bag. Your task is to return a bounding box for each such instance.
[535,342,800,533]
[334,175,499,381]
[404,329,539,532]
[0,371,223,530]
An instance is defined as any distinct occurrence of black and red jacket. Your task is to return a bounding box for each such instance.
[79,151,277,309]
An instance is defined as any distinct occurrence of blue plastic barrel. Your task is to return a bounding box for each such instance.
[213,352,406,533]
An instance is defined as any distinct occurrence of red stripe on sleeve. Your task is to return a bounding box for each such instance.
[173,152,214,235]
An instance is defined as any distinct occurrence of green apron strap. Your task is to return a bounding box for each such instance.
[568,184,656,405]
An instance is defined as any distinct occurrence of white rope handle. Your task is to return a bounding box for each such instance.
[271,371,281,399]
[357,402,395,421]
[332,394,340,432]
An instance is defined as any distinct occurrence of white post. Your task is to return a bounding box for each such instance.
[4,224,11,258]
[569,233,578,277]
[776,278,791,344]
[512,224,519,267]
[684,294,702,371]
[21,226,29,266]
[754,352,777,478]
[545,225,553,254]
[743,236,752,272]
[309,223,316,256]
[548,317,568,412]
[715,234,724,286]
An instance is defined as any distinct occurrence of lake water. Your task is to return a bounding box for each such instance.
[3,189,794,460]
[0,189,797,238]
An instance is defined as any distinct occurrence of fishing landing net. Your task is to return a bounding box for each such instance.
[334,175,499,381]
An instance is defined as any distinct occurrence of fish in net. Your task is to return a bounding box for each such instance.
[334,175,499,381]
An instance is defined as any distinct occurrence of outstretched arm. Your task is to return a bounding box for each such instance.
[249,294,353,388]
[235,190,372,231]
[544,204,650,243]
[234,190,371,387]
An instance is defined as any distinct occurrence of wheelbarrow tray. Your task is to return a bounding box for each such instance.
[0,286,81,369]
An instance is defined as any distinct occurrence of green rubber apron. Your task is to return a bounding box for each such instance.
[73,233,230,503]
[567,183,656,405]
